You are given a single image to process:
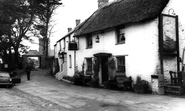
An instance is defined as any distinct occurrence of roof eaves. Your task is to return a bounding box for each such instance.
[56,28,75,43]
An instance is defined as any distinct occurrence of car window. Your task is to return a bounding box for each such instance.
[0,72,10,77]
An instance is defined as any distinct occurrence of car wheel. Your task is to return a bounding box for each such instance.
[7,85,13,88]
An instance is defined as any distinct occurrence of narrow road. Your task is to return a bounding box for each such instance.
[0,88,67,111]
[0,69,185,111]
[15,69,131,111]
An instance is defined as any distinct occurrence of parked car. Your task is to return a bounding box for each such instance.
[10,72,21,83]
[0,71,14,88]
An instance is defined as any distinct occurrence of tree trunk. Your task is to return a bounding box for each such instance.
[14,46,19,67]
[2,49,8,63]
[8,45,12,62]
[8,45,14,70]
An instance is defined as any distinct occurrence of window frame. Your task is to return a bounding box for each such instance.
[86,34,93,49]
[116,56,126,73]
[86,58,92,72]
[116,26,125,44]
[63,38,66,50]
[68,35,71,42]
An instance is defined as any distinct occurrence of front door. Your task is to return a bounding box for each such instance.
[93,53,112,85]
[101,57,109,84]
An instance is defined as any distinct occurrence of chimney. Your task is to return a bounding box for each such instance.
[68,28,72,32]
[98,0,109,8]
[75,19,81,26]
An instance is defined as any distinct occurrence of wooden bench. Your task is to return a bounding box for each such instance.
[164,71,185,95]
[105,75,133,90]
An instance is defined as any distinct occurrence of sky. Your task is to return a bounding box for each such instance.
[27,0,114,51]
[50,0,99,49]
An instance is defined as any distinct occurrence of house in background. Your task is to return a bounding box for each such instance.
[54,0,185,92]
[54,20,80,80]
[53,0,111,80]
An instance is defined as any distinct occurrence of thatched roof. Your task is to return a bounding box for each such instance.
[74,0,169,36]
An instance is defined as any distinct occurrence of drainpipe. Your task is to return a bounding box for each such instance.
[74,37,77,74]
[74,50,76,74]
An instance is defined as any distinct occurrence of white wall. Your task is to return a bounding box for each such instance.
[76,20,159,82]
[66,33,75,77]
[55,32,76,77]
[54,39,68,80]
[126,20,159,81]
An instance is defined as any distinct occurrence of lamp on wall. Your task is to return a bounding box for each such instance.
[96,35,100,43]
[168,8,176,16]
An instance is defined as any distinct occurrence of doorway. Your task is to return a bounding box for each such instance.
[94,53,112,85]
[101,57,108,83]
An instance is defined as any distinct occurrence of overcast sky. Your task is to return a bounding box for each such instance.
[28,0,114,51]
[50,0,98,49]
[50,0,116,49]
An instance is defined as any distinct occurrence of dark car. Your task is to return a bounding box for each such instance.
[0,71,14,88]
[10,72,21,83]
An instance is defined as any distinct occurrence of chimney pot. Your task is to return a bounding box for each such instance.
[68,28,72,32]
[98,0,109,8]
[75,19,81,26]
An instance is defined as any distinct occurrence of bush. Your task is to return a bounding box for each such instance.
[63,75,73,82]
[72,71,84,85]
[133,75,150,93]
[89,76,99,88]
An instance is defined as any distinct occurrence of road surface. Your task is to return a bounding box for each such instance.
[0,69,184,111]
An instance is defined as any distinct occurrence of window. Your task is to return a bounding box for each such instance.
[63,38,66,49]
[116,56,125,73]
[86,34,92,48]
[86,58,92,72]
[68,35,71,42]
[71,36,76,42]
[59,41,61,51]
[69,55,72,68]
[116,26,125,44]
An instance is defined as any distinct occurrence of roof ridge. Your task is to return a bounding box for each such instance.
[74,0,169,36]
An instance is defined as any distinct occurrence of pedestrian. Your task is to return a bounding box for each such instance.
[25,64,31,80]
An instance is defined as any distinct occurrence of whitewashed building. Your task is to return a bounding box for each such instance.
[54,20,80,80]
[73,0,185,86]
[54,0,185,90]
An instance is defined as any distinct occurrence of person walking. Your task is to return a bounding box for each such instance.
[25,64,32,80]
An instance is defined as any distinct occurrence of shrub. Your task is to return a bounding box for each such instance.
[89,77,99,88]
[72,71,84,85]
[133,75,150,93]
